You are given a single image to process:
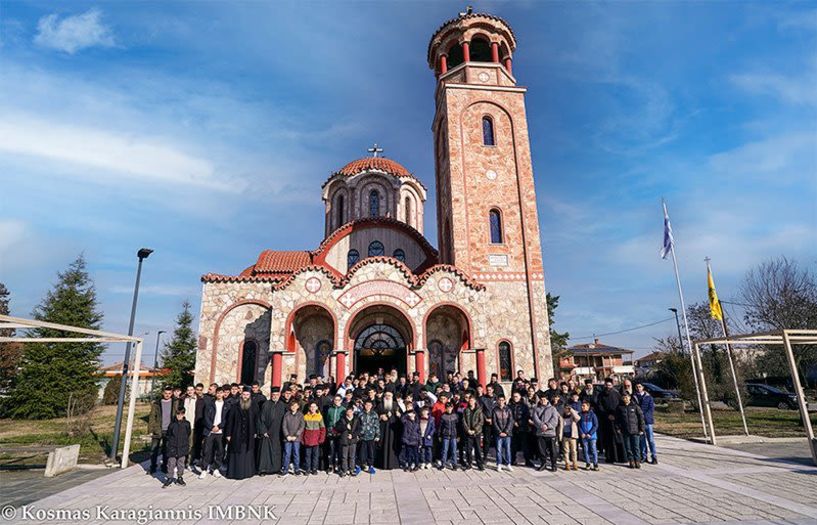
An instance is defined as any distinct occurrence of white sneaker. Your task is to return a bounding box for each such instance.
[213,469,222,478]
[198,470,207,480]
[496,464,502,471]
[506,465,514,472]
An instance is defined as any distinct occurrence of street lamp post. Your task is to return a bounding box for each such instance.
[669,308,684,352]
[110,248,153,462]
[153,330,165,390]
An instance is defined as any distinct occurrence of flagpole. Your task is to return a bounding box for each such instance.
[707,258,749,436]
[664,200,709,442]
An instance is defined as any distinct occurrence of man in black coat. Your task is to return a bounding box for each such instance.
[509,390,533,466]
[224,387,258,479]
[596,378,623,463]
[256,386,286,475]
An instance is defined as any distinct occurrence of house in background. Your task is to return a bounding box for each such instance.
[635,351,666,376]
[560,339,635,381]
[97,362,164,400]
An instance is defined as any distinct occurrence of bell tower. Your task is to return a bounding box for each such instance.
[428,10,553,380]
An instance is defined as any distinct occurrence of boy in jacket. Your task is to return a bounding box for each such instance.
[578,400,599,470]
[418,406,436,469]
[635,383,658,464]
[281,400,305,476]
[334,406,361,477]
[324,394,346,473]
[162,408,191,487]
[509,391,533,467]
[438,403,459,470]
[302,402,327,475]
[492,396,514,471]
[401,409,422,471]
[560,404,581,471]
[616,393,646,469]
[462,397,485,471]
[358,399,381,474]
[531,393,560,472]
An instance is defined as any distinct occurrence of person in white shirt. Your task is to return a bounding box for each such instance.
[199,386,226,478]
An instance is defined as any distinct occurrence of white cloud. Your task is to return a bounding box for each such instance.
[34,8,115,54]
[708,132,816,182]
[0,112,234,191]
[730,71,817,107]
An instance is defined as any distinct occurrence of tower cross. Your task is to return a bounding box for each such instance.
[367,143,384,158]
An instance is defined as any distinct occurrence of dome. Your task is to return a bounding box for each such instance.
[336,157,414,179]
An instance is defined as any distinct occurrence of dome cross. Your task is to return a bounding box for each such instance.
[367,143,384,158]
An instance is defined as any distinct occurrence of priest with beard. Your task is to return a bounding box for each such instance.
[376,391,401,469]
[224,387,258,479]
[256,386,286,476]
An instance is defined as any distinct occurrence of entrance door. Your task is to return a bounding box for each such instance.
[354,323,406,375]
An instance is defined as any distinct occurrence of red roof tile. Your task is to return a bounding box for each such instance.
[253,250,312,274]
[336,157,413,179]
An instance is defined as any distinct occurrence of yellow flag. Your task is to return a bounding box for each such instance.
[708,267,723,321]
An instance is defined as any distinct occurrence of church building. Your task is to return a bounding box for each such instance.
[194,11,554,390]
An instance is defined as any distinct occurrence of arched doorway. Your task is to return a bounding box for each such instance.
[288,305,335,379]
[425,305,471,377]
[349,304,413,375]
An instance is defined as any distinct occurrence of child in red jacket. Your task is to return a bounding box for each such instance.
[302,402,327,475]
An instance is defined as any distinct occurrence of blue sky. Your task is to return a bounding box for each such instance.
[1,1,815,364]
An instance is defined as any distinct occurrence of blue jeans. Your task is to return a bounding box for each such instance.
[441,437,458,467]
[580,437,598,465]
[283,441,300,472]
[622,433,641,462]
[495,436,512,465]
[420,445,433,464]
[303,445,319,472]
[403,445,419,466]
[640,424,656,460]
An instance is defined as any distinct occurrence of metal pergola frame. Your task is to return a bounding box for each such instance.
[0,314,144,468]
[693,328,817,466]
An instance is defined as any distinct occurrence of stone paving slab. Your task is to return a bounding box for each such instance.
[1,435,815,525]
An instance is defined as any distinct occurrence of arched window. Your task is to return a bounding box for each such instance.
[448,43,464,69]
[498,341,512,381]
[489,209,503,244]
[335,195,344,227]
[240,340,257,385]
[393,249,405,263]
[315,340,332,377]
[347,249,360,267]
[369,190,380,217]
[482,116,495,146]
[471,37,492,62]
[404,196,412,226]
[368,240,384,257]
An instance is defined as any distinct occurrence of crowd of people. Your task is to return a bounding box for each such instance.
[147,369,657,487]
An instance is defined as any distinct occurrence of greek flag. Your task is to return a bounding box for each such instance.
[661,201,674,259]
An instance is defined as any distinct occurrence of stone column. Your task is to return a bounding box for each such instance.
[475,347,487,388]
[414,348,426,383]
[491,42,499,63]
[334,351,347,384]
[270,350,284,388]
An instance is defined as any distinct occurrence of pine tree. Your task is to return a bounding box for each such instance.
[0,282,23,393]
[160,300,197,389]
[547,292,570,378]
[1,256,103,419]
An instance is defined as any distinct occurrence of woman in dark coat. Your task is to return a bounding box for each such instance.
[256,387,286,475]
[376,392,401,469]
[224,389,258,479]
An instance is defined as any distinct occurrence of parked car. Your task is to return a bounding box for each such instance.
[745,383,798,410]
[639,382,680,400]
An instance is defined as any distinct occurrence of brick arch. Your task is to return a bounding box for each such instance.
[345,301,417,375]
[284,301,338,352]
[209,299,272,384]
[422,302,473,353]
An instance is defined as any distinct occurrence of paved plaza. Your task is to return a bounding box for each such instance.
[3,435,816,525]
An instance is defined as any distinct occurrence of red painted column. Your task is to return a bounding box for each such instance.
[491,42,499,63]
[462,41,471,62]
[476,348,486,388]
[504,57,513,75]
[271,352,283,388]
[415,350,425,383]
[335,352,346,385]
[439,54,448,75]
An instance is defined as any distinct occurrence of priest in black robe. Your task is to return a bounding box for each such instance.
[256,386,286,475]
[224,387,258,479]
[376,391,401,469]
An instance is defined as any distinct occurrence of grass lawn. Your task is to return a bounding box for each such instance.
[0,403,152,466]
[654,404,817,439]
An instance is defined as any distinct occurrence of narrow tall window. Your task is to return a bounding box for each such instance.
[240,340,257,385]
[369,190,380,217]
[489,209,503,244]
[482,116,495,146]
[404,196,412,226]
[336,195,344,227]
[347,249,360,267]
[498,341,512,381]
